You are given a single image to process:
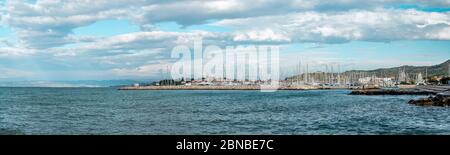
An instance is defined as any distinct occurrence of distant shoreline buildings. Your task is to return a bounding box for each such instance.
[132,60,450,88]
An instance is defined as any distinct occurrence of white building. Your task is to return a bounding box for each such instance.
[358,77,394,87]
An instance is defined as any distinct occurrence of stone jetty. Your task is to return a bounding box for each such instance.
[350,85,450,96]
[349,89,435,95]
[350,85,450,107]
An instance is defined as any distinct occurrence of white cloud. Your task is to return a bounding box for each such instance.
[31,30,231,76]
[110,60,173,78]
[232,28,291,43]
[1,0,450,80]
[425,27,450,40]
[0,67,34,79]
[0,47,36,57]
[134,0,450,26]
[215,9,450,43]
[72,30,228,55]
[2,0,450,49]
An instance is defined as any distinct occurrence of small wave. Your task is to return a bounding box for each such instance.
[0,128,25,135]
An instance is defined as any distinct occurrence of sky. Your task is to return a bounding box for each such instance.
[0,0,450,82]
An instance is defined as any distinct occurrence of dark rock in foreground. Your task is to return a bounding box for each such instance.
[349,89,435,95]
[408,92,450,107]
[408,97,434,106]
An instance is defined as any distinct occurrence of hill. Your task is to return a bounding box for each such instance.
[344,59,450,78]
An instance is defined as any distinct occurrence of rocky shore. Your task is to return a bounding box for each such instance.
[408,92,450,106]
[350,85,450,95]
[349,85,450,107]
[349,89,435,95]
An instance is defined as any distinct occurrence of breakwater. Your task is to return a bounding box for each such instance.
[350,86,450,95]
[349,85,450,107]
[118,85,323,90]
[408,91,450,106]
[349,89,435,95]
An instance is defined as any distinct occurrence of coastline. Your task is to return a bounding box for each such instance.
[118,85,449,92]
[117,85,355,90]
[349,85,450,95]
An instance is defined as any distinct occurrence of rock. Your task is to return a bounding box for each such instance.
[408,98,434,106]
[432,93,450,106]
[409,93,450,107]
[350,89,435,95]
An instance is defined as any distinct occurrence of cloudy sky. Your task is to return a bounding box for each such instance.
[0,0,450,82]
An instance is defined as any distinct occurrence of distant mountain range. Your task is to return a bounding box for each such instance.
[344,59,450,78]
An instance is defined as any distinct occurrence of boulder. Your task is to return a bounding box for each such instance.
[409,93,450,107]
[408,98,434,106]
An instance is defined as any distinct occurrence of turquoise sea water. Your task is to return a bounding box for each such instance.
[0,87,449,135]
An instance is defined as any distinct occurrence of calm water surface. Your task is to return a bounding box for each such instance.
[0,87,449,135]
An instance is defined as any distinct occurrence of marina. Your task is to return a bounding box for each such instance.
[121,60,450,92]
[119,60,450,107]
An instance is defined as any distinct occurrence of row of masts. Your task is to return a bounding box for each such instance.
[283,61,357,86]
[282,61,430,86]
[157,60,438,86]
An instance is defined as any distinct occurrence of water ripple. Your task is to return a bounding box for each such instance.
[0,88,449,135]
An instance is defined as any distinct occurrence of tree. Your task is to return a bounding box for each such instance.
[440,77,450,85]
[428,77,440,85]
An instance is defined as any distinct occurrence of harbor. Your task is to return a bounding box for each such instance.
[118,85,343,90]
[121,60,449,90]
[119,60,450,106]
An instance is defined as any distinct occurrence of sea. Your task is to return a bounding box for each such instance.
[1,87,449,135]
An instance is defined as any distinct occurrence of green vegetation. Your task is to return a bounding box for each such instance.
[441,77,450,85]
[345,59,450,79]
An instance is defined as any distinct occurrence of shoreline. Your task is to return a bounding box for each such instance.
[349,85,450,95]
[117,85,353,90]
[118,85,450,92]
